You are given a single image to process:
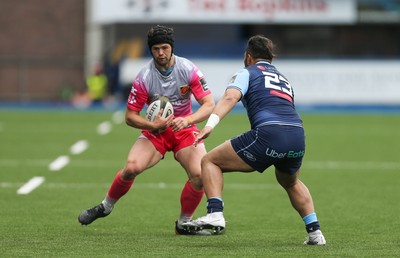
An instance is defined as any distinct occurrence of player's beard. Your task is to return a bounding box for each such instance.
[154,54,173,70]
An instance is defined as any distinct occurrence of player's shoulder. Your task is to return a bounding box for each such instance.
[233,67,250,79]
[174,55,192,63]
[135,60,155,81]
[247,62,279,75]
[174,55,197,71]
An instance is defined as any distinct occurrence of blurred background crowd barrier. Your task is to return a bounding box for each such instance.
[0,0,399,108]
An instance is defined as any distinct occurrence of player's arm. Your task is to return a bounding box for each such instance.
[126,76,173,132]
[125,107,173,132]
[191,94,215,124]
[194,88,241,146]
[172,64,215,132]
[206,87,242,128]
[214,88,242,119]
[207,68,248,126]
[194,68,248,145]
[171,94,215,132]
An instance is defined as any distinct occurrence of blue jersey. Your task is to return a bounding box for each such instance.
[228,61,302,129]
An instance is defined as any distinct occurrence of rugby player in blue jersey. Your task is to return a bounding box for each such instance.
[184,35,326,245]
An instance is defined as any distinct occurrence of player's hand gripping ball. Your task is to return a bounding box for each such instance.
[145,96,174,122]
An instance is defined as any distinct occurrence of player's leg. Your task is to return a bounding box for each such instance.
[202,140,254,197]
[78,138,162,225]
[176,143,205,214]
[175,142,206,190]
[174,142,210,235]
[183,140,253,233]
[275,168,326,245]
[105,137,163,206]
[275,169,315,217]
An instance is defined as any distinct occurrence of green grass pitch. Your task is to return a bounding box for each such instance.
[1,109,399,257]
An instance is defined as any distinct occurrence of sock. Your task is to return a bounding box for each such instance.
[207,197,224,213]
[303,212,321,233]
[106,170,134,207]
[179,180,204,221]
[102,197,114,214]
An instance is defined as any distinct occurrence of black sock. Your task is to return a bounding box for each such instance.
[306,221,321,233]
[206,198,223,213]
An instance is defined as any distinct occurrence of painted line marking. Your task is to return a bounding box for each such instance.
[48,155,70,171]
[97,121,112,135]
[2,159,399,170]
[305,161,400,170]
[112,110,125,124]
[5,182,279,190]
[9,112,122,195]
[70,140,89,155]
[17,176,45,195]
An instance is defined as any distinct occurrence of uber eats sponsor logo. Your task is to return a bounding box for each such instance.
[265,148,304,158]
[287,150,305,158]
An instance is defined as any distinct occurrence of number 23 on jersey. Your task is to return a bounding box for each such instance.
[263,71,294,103]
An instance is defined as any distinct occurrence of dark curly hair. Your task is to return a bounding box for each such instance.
[147,25,175,50]
[246,35,276,62]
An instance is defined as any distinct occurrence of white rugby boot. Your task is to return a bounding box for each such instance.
[182,212,226,235]
[303,230,326,245]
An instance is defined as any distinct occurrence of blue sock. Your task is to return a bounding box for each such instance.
[207,197,223,213]
[303,212,321,233]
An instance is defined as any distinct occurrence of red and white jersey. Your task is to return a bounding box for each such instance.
[127,55,211,117]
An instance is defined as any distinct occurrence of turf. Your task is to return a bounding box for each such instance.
[1,109,400,257]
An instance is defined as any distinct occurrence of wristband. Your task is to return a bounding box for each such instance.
[205,114,220,129]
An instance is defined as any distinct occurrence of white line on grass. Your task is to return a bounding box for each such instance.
[305,161,400,170]
[2,159,399,170]
[97,121,112,135]
[17,176,45,195]
[5,182,279,190]
[70,140,89,155]
[48,155,70,171]
[10,113,121,195]
[112,110,125,124]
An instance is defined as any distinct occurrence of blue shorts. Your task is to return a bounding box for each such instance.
[231,125,305,174]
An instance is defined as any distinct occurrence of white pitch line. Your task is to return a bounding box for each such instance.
[5,182,278,190]
[70,140,89,155]
[305,161,400,170]
[48,155,70,171]
[1,159,400,170]
[97,121,112,135]
[17,176,45,195]
[112,110,125,124]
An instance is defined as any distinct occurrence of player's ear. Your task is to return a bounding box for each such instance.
[248,53,254,62]
[244,52,253,67]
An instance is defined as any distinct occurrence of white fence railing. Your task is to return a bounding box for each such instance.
[121,59,400,105]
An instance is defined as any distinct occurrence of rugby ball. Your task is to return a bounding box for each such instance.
[145,96,174,122]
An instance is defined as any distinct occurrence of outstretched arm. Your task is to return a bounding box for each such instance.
[194,88,242,145]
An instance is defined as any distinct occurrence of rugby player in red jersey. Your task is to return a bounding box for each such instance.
[78,25,215,235]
